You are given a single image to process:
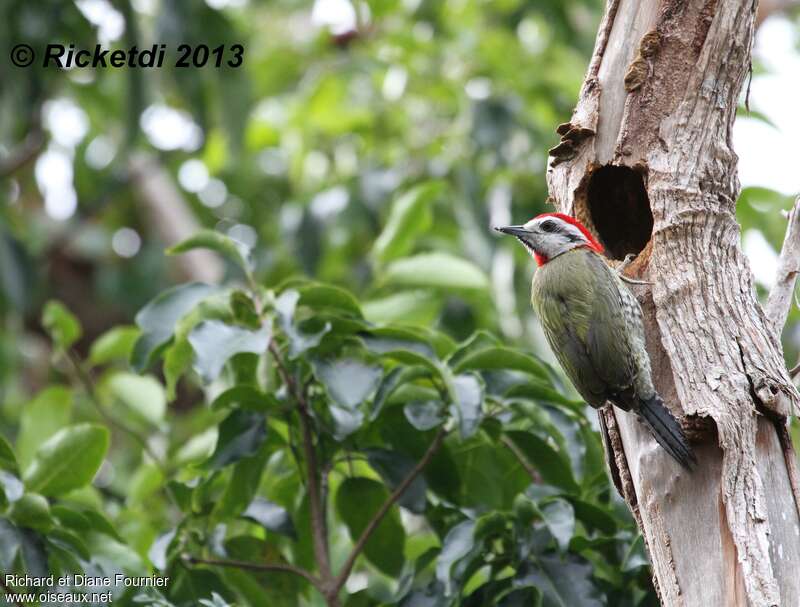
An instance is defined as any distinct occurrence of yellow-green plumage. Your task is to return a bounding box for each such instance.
[530,248,694,468]
[531,248,650,409]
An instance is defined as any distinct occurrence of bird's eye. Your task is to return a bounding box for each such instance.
[540,220,557,233]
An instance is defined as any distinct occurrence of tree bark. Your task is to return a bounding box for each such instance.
[545,1,800,605]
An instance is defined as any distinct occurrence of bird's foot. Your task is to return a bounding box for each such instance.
[616,254,653,285]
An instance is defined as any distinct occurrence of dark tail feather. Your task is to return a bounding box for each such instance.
[637,396,696,470]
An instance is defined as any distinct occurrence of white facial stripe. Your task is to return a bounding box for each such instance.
[517,216,592,262]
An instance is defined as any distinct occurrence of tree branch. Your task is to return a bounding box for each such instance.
[765,197,800,332]
[182,554,324,594]
[66,351,166,470]
[268,341,334,593]
[500,435,541,484]
[332,426,448,594]
[0,130,44,178]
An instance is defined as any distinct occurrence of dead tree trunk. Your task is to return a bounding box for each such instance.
[545,0,800,605]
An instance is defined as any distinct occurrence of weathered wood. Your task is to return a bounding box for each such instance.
[545,0,800,604]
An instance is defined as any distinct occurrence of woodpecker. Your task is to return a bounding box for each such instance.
[495,213,695,469]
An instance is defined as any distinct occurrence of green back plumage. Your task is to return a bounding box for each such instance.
[531,248,647,409]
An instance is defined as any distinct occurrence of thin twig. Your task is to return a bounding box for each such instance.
[332,426,448,594]
[501,435,541,484]
[766,197,800,332]
[0,130,44,178]
[268,341,334,589]
[66,352,165,470]
[65,351,180,509]
[183,554,323,593]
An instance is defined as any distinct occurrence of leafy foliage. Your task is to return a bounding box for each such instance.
[0,239,655,606]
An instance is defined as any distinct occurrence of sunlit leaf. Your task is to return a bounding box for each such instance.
[132,283,218,371]
[24,424,109,497]
[243,497,297,539]
[167,229,254,274]
[188,320,271,382]
[104,372,166,425]
[89,326,140,366]
[451,373,483,439]
[9,493,52,531]
[435,519,476,596]
[42,300,82,351]
[404,401,443,431]
[313,358,383,409]
[383,253,489,291]
[372,181,445,264]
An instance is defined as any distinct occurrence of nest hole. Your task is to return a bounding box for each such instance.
[586,165,653,260]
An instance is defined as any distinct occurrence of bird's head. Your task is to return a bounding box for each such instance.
[494,213,604,266]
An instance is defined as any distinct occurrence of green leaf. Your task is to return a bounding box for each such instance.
[167,229,254,274]
[312,358,382,440]
[451,374,483,439]
[366,448,428,513]
[205,410,267,470]
[453,347,548,379]
[328,405,364,441]
[104,372,166,425]
[211,386,279,412]
[404,401,443,431]
[275,290,331,358]
[164,338,194,401]
[362,290,442,324]
[9,493,52,531]
[313,358,383,409]
[0,519,23,570]
[568,499,618,535]
[435,519,476,596]
[230,290,261,329]
[504,430,579,494]
[243,497,297,539]
[516,554,603,607]
[0,470,23,503]
[41,300,82,350]
[539,498,575,552]
[17,386,73,470]
[148,528,176,570]
[383,252,489,291]
[132,282,218,371]
[372,181,445,264]
[297,283,363,318]
[24,424,110,497]
[0,434,18,472]
[88,326,140,366]
[215,447,269,520]
[336,477,405,576]
[71,506,123,542]
[370,366,429,421]
[188,320,271,382]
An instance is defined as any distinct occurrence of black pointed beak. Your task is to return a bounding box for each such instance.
[493,225,530,237]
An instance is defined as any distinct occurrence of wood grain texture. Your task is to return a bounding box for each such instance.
[545,0,800,604]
